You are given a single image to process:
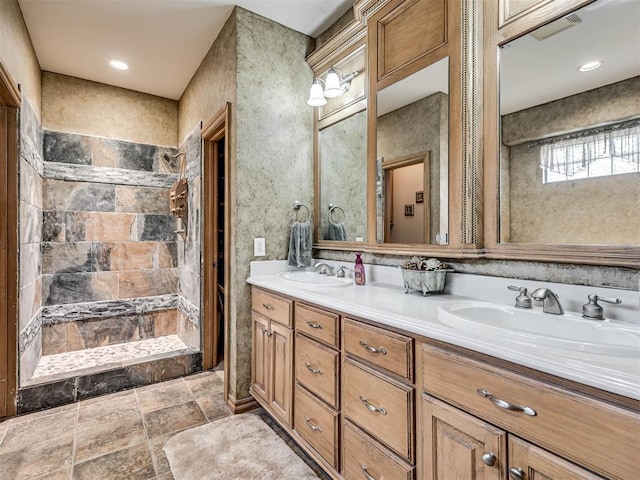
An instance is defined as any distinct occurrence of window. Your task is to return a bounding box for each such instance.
[539,120,640,183]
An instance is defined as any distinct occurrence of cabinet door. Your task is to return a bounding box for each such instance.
[251,314,270,402]
[420,394,506,480]
[508,436,605,480]
[270,321,293,426]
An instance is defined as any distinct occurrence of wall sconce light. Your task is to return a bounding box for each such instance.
[307,67,358,106]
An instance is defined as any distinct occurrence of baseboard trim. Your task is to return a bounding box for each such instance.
[227,394,259,414]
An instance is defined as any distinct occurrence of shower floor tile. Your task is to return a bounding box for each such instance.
[32,335,190,380]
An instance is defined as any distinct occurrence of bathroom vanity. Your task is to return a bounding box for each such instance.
[248,268,639,480]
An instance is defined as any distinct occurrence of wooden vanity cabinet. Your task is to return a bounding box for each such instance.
[250,288,293,427]
[250,287,638,480]
[419,343,636,480]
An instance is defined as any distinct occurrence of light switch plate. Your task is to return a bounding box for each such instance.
[254,237,266,256]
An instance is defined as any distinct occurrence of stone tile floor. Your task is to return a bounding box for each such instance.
[32,335,190,380]
[0,370,232,479]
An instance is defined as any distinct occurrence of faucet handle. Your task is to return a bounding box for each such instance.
[582,293,622,320]
[336,266,347,278]
[508,285,532,309]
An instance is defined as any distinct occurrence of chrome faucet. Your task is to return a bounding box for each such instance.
[530,288,564,315]
[313,262,335,276]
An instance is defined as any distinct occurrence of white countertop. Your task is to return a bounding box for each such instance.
[247,263,640,401]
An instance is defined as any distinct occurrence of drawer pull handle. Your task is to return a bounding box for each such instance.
[509,467,524,480]
[359,341,387,355]
[262,303,275,310]
[360,464,376,480]
[304,362,323,375]
[482,452,496,466]
[303,416,322,432]
[359,395,387,415]
[306,321,324,330]
[477,389,537,416]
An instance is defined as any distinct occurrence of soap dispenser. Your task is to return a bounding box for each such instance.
[354,253,365,285]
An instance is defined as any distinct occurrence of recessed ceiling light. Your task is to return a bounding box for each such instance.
[109,59,129,71]
[578,60,602,72]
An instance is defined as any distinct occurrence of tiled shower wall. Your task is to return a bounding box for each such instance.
[18,115,204,385]
[18,97,44,383]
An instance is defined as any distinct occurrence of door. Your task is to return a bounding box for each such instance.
[202,104,230,381]
[0,63,20,419]
[420,393,506,480]
[508,436,605,480]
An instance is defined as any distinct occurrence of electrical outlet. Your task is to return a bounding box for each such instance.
[254,237,266,256]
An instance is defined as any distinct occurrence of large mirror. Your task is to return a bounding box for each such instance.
[319,109,368,242]
[375,58,449,245]
[498,0,639,246]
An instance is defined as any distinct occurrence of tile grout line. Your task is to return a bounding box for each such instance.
[69,402,80,480]
[134,383,162,478]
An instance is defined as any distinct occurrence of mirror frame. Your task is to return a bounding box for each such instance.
[364,0,482,256]
[482,0,640,267]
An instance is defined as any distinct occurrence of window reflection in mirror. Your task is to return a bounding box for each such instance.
[376,57,449,244]
[319,110,367,242]
[499,0,639,246]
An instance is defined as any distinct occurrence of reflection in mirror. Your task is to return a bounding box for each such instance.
[499,0,639,245]
[376,57,449,244]
[319,109,367,241]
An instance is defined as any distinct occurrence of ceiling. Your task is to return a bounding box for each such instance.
[18,0,354,100]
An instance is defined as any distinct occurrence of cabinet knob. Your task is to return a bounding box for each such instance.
[509,467,524,480]
[482,452,496,466]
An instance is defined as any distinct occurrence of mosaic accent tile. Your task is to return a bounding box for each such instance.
[41,295,178,324]
[44,162,178,188]
[19,277,42,331]
[178,296,200,326]
[33,335,189,379]
[19,325,42,384]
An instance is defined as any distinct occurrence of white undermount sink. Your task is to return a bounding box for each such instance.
[437,301,640,357]
[281,271,352,287]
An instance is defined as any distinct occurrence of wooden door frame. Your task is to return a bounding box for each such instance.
[201,103,231,404]
[0,63,20,418]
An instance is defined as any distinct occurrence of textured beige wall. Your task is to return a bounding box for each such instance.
[178,12,237,144]
[232,8,314,398]
[42,72,178,146]
[0,0,41,117]
[503,77,640,245]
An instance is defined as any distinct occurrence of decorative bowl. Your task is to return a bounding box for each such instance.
[401,269,450,296]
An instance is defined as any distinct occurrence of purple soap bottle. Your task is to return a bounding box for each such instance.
[354,253,365,285]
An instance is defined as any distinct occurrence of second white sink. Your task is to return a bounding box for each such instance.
[437,301,640,357]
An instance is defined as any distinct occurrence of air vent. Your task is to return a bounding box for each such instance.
[531,13,582,41]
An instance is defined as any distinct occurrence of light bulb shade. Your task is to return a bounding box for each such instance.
[307,81,327,106]
[323,69,343,98]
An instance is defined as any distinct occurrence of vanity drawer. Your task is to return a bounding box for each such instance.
[343,358,414,462]
[252,288,292,327]
[295,333,339,409]
[421,343,640,480]
[343,420,415,480]
[343,318,413,380]
[295,303,338,347]
[294,385,339,469]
